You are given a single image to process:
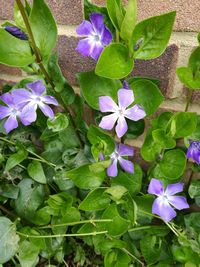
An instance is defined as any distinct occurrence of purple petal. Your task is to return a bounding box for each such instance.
[4,116,18,133]
[125,104,146,121]
[117,143,134,157]
[76,38,93,57]
[123,81,130,90]
[148,178,164,196]
[76,20,93,36]
[152,197,177,222]
[115,116,128,138]
[0,93,13,106]
[43,96,58,106]
[12,89,32,104]
[99,96,118,113]
[39,103,54,119]
[119,158,134,173]
[167,196,189,210]
[186,141,200,164]
[99,152,104,161]
[99,113,118,130]
[0,106,11,119]
[90,13,104,33]
[118,89,134,109]
[101,26,112,45]
[90,42,104,61]
[5,26,27,40]
[20,103,37,125]
[107,159,118,177]
[26,80,46,95]
[165,183,184,196]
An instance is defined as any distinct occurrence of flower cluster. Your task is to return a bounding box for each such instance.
[0,80,58,133]
[186,140,200,164]
[148,178,189,222]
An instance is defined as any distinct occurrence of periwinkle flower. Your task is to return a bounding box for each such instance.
[99,88,146,138]
[107,143,134,177]
[76,13,112,61]
[186,141,200,164]
[12,80,58,125]
[4,26,28,40]
[148,178,189,222]
[0,93,23,133]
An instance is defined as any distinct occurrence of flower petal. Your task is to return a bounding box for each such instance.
[76,20,93,36]
[90,13,104,33]
[148,178,164,196]
[152,197,176,222]
[43,96,59,106]
[26,80,46,95]
[39,103,54,119]
[0,106,11,119]
[90,42,104,61]
[107,159,118,177]
[101,26,112,45]
[0,92,13,106]
[117,143,134,157]
[125,104,146,121]
[118,89,134,109]
[4,115,18,133]
[99,96,118,112]
[12,89,32,105]
[119,157,134,173]
[115,116,128,138]
[99,113,118,130]
[165,182,184,196]
[167,196,189,210]
[20,103,37,125]
[76,38,93,57]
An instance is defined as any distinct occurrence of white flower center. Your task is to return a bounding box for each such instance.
[110,150,120,160]
[11,107,20,117]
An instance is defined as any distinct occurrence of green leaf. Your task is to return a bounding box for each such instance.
[105,186,127,201]
[104,249,131,267]
[5,147,28,172]
[18,240,39,267]
[189,47,200,73]
[66,163,106,189]
[30,207,51,225]
[14,3,26,30]
[106,0,125,30]
[134,195,154,224]
[152,129,176,149]
[140,235,162,264]
[159,149,187,180]
[47,113,69,132]
[77,70,122,110]
[95,43,134,79]
[131,12,176,59]
[124,119,145,139]
[0,184,19,199]
[27,161,47,184]
[79,188,110,211]
[14,179,45,220]
[130,79,164,116]
[177,67,200,89]
[169,112,197,138]
[189,181,200,199]
[120,0,137,41]
[0,29,34,67]
[0,217,19,264]
[29,0,57,58]
[111,164,143,196]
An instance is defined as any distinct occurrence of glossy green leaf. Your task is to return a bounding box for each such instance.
[104,249,131,267]
[95,43,134,79]
[5,147,28,172]
[79,188,110,211]
[131,12,176,59]
[106,186,127,201]
[27,161,47,184]
[47,113,69,132]
[176,67,200,89]
[189,181,200,199]
[106,0,125,30]
[29,0,57,58]
[77,70,122,110]
[140,236,162,264]
[152,129,176,149]
[18,240,39,267]
[0,29,34,67]
[120,0,137,41]
[130,79,164,116]
[0,217,19,264]
[188,47,200,73]
[124,119,145,139]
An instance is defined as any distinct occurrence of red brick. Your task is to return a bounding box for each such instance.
[0,0,83,25]
[184,87,200,104]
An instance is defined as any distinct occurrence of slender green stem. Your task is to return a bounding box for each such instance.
[121,248,145,267]
[17,230,108,239]
[128,225,167,233]
[184,90,193,112]
[116,30,120,42]
[38,219,113,229]
[165,222,179,237]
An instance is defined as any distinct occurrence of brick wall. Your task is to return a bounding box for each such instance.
[0,0,199,150]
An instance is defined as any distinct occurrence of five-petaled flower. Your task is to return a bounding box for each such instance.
[99,88,146,138]
[76,13,112,61]
[148,178,189,222]
[106,143,134,177]
[186,140,200,165]
[4,26,28,40]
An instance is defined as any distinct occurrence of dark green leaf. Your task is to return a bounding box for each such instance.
[104,249,131,267]
[140,236,162,264]
[5,147,28,172]
[189,181,200,199]
[47,113,69,132]
[0,184,19,199]
[27,161,47,184]
[18,240,39,267]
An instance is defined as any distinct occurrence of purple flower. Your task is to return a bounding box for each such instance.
[76,13,112,61]
[186,141,200,164]
[0,92,24,133]
[12,80,58,125]
[148,178,189,222]
[4,26,28,40]
[107,143,134,177]
[99,89,146,138]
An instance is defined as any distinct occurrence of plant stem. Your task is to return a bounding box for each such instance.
[17,230,108,239]
[184,89,193,112]
[121,248,145,267]
[0,204,17,219]
[38,219,113,229]
[128,225,167,232]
